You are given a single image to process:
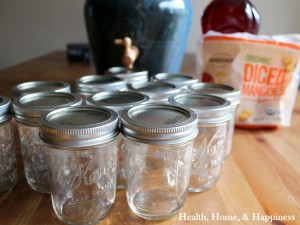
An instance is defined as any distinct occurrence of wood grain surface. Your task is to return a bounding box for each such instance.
[0,51,299,225]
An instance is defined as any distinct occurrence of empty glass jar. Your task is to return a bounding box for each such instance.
[169,93,232,192]
[86,91,150,190]
[121,104,198,220]
[12,92,82,193]
[187,83,240,159]
[39,107,119,225]
[0,96,17,192]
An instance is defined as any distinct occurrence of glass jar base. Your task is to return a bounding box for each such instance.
[27,183,50,194]
[128,189,183,220]
[223,153,231,161]
[24,169,50,194]
[53,203,114,225]
[188,179,219,193]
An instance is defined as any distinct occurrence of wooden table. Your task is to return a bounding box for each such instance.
[0,51,299,225]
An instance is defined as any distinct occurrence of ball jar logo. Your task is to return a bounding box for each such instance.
[203,129,226,157]
[56,156,115,191]
[194,126,226,171]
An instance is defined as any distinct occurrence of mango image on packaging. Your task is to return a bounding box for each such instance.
[217,71,225,77]
[282,57,294,72]
[239,108,253,121]
[215,71,225,84]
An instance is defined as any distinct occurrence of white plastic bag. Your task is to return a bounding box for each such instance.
[197,31,300,128]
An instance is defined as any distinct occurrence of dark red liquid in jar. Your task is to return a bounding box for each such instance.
[201,0,260,34]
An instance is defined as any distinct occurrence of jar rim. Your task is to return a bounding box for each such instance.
[105,66,148,77]
[127,81,181,100]
[0,96,12,123]
[12,92,82,125]
[121,104,198,145]
[39,106,119,147]
[168,93,232,123]
[76,75,127,93]
[86,91,150,115]
[12,80,71,98]
[153,73,198,86]
[187,82,240,105]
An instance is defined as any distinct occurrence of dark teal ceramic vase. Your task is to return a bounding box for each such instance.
[84,0,192,78]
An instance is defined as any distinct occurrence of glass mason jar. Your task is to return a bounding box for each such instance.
[0,96,17,192]
[12,92,82,193]
[153,73,198,92]
[187,83,240,160]
[39,107,119,225]
[76,75,127,102]
[120,104,198,220]
[127,81,181,103]
[12,81,71,98]
[86,91,150,190]
[105,67,149,85]
[169,93,232,192]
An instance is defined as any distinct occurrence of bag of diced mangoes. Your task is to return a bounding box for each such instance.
[197,31,300,128]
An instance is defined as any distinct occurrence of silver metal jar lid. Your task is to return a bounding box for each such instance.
[127,81,181,101]
[0,96,12,123]
[169,93,232,123]
[39,106,119,147]
[121,104,198,145]
[12,81,71,98]
[187,83,240,106]
[13,92,82,125]
[86,91,150,115]
[76,75,127,95]
[105,67,148,84]
[153,73,198,87]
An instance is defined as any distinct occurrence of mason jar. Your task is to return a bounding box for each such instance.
[153,73,198,92]
[169,93,232,192]
[0,96,17,192]
[86,91,150,190]
[105,67,148,85]
[12,81,71,98]
[187,83,240,160]
[127,81,181,103]
[121,104,198,220]
[12,92,82,193]
[76,75,127,102]
[39,107,119,225]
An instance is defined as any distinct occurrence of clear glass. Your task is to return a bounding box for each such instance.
[44,139,118,225]
[124,138,193,220]
[189,120,229,192]
[224,105,238,160]
[0,120,17,192]
[16,123,50,193]
[117,134,126,190]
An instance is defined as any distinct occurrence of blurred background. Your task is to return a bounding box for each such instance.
[1,0,300,70]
